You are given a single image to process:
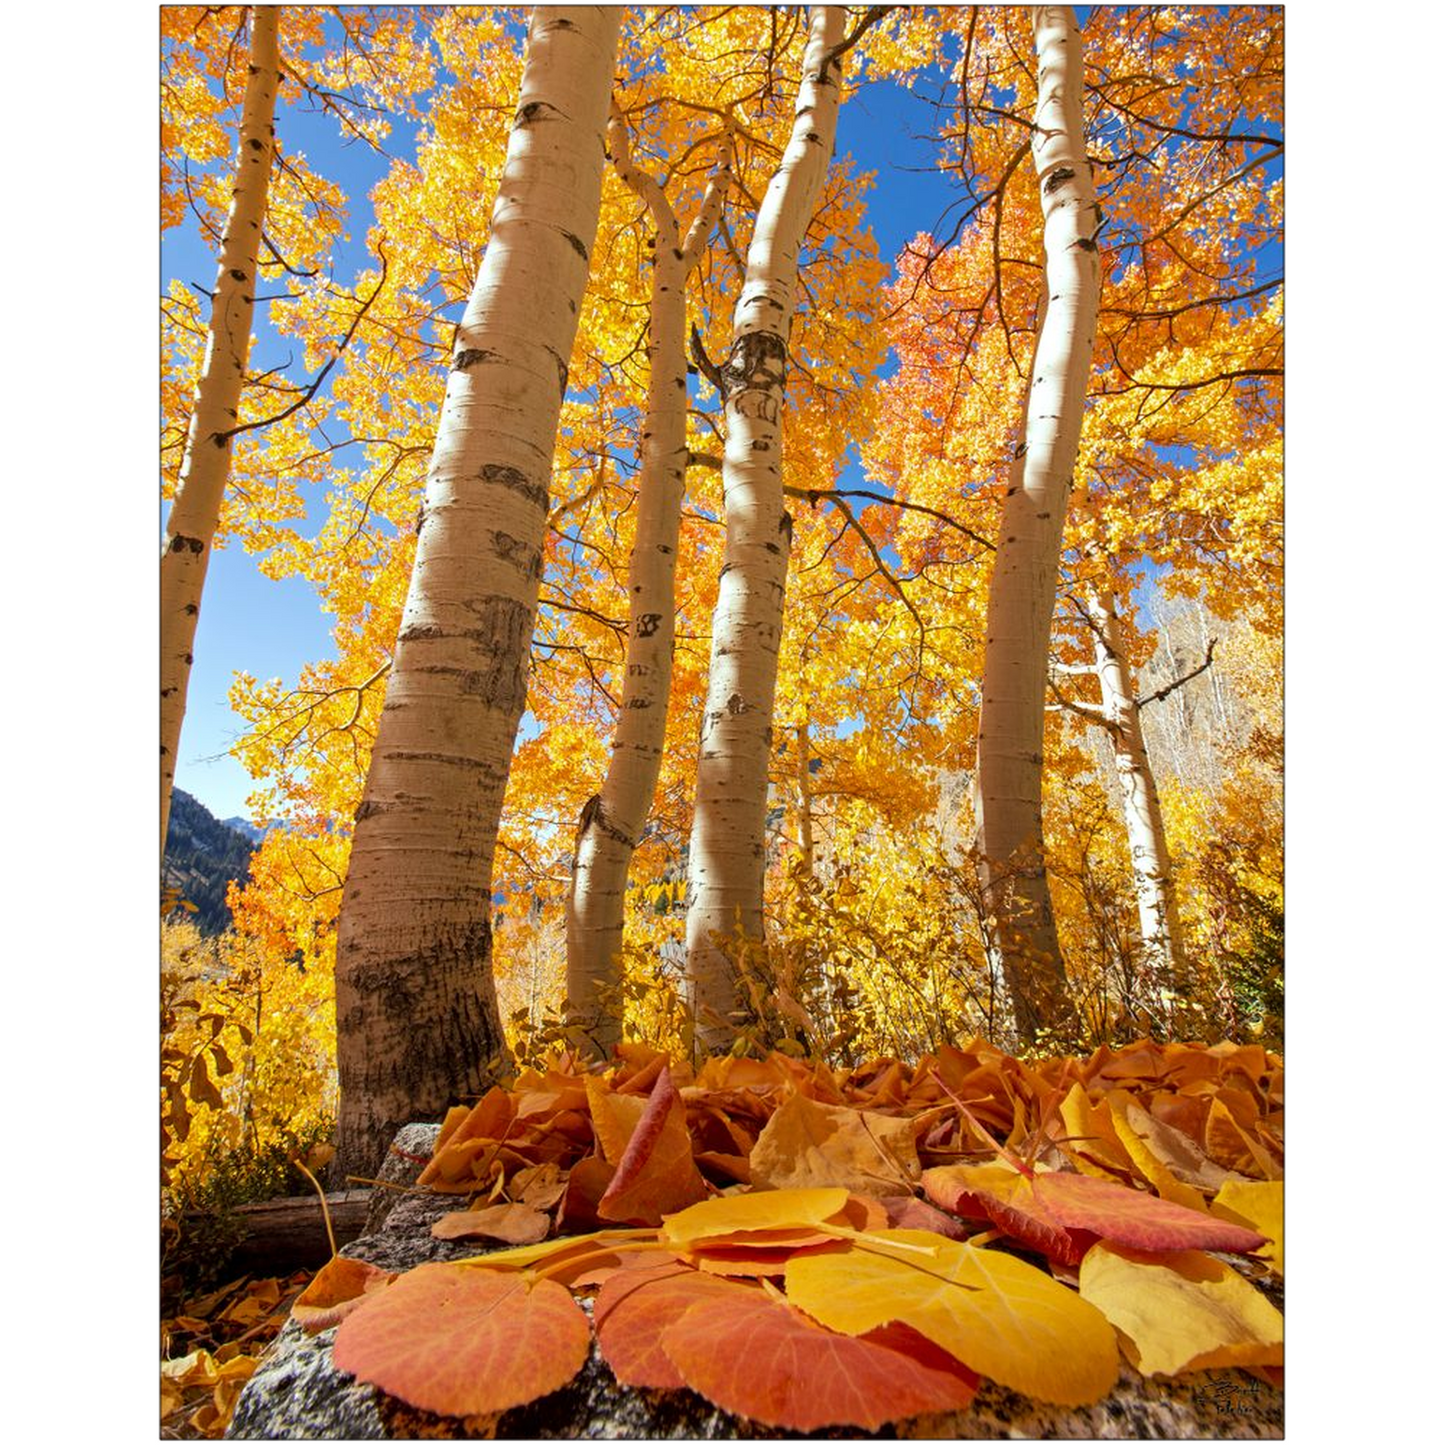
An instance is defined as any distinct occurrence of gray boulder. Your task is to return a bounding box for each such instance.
[228,1126,1283,1440]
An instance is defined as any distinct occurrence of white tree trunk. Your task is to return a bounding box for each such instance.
[333,7,622,1180]
[973,5,1100,1042]
[1086,592,1187,1006]
[160,5,279,858]
[565,112,731,1055]
[684,6,847,1052]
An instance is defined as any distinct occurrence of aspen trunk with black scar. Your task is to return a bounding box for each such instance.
[160,5,279,860]
[1085,591,1188,1011]
[685,6,848,1051]
[332,6,622,1181]
[973,5,1100,1043]
[565,111,732,1055]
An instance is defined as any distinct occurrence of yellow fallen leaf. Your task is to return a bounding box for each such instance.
[750,1091,919,1197]
[585,1076,647,1165]
[1078,1243,1282,1377]
[785,1228,1118,1406]
[1211,1180,1283,1275]
[1106,1097,1207,1211]
[660,1187,850,1252]
[1119,1097,1246,1193]
[1058,1081,1132,1178]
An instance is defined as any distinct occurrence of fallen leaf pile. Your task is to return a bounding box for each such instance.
[293,1037,1283,1431]
[161,1272,311,1437]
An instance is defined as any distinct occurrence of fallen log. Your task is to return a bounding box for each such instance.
[184,1191,371,1275]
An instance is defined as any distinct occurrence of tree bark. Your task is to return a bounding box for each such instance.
[684,6,848,1052]
[160,5,279,859]
[565,112,731,1056]
[1086,592,1188,1008]
[973,5,1100,1043]
[333,6,622,1181]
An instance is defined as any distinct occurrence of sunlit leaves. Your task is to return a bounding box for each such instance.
[785,1228,1120,1406]
[1078,1243,1283,1377]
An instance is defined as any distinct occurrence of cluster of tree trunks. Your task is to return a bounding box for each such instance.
[165,6,1238,1180]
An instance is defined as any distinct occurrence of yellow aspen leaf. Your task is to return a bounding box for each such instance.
[1078,1243,1282,1377]
[750,1090,920,1197]
[1210,1180,1283,1275]
[784,1228,1119,1406]
[1123,1098,1248,1192]
[585,1076,646,1165]
[1205,1098,1281,1180]
[1058,1081,1132,1178]
[660,1187,850,1252]
[451,1226,651,1280]
[1103,1097,1207,1210]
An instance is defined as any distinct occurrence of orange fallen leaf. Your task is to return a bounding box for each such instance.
[430,1202,552,1244]
[596,1066,708,1225]
[594,1262,754,1388]
[291,1257,395,1333]
[560,1154,617,1231]
[923,1163,1093,1265]
[659,1286,980,1430]
[750,1090,920,1197]
[332,1262,590,1416]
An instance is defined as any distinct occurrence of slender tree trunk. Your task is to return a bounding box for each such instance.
[973,5,1100,1043]
[795,714,816,883]
[1085,592,1187,1006]
[684,6,847,1052]
[333,6,621,1180]
[160,5,279,858]
[565,112,731,1056]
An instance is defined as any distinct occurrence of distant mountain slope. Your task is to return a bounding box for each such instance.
[223,815,265,843]
[163,790,257,936]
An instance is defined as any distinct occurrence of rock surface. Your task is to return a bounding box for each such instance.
[227,1126,1283,1440]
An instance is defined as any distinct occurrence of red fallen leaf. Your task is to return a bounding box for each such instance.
[880,1195,973,1240]
[660,1287,980,1430]
[1032,1173,1267,1254]
[923,1164,1095,1265]
[291,1257,394,1333]
[332,1262,589,1417]
[594,1263,754,1388]
[597,1066,708,1225]
[924,1165,1266,1263]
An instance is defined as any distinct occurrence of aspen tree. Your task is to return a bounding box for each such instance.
[333,6,622,1178]
[564,108,732,1054]
[685,6,849,1050]
[973,6,1100,1042]
[1082,592,1188,1011]
[160,5,279,858]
